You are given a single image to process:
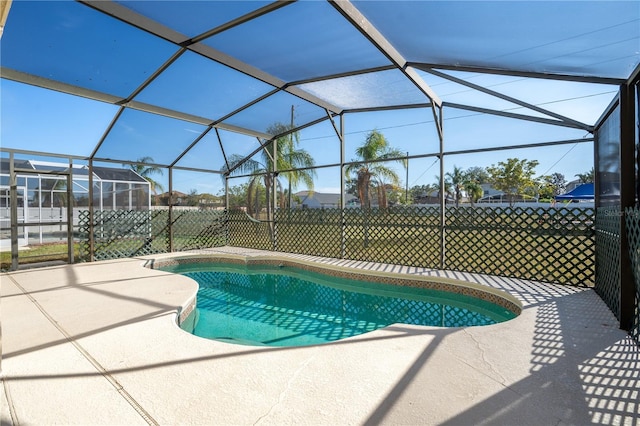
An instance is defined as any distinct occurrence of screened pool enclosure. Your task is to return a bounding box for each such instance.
[0,158,150,251]
[0,1,638,342]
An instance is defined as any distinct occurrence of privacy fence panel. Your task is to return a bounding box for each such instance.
[624,207,640,345]
[172,209,227,251]
[342,206,441,268]
[79,209,226,261]
[227,206,594,287]
[81,206,596,287]
[595,206,622,318]
[227,210,273,250]
[78,209,169,261]
[274,209,342,258]
[446,206,595,286]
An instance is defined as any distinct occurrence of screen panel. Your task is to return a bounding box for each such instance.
[596,105,621,206]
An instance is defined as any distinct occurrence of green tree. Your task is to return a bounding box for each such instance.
[434,175,453,203]
[270,122,316,209]
[196,193,221,209]
[464,180,484,206]
[186,189,199,207]
[486,158,539,206]
[127,156,165,207]
[539,173,566,200]
[575,167,594,183]
[465,166,490,184]
[445,166,466,207]
[219,184,248,210]
[223,122,315,222]
[345,178,359,198]
[345,130,406,209]
[463,166,489,206]
[384,183,408,206]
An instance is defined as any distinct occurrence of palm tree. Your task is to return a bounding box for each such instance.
[128,156,165,207]
[445,166,466,207]
[345,130,406,248]
[268,122,316,209]
[434,175,452,204]
[223,122,315,221]
[464,180,483,206]
[345,130,406,209]
[575,167,594,183]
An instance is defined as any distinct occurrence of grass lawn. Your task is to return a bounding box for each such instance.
[1,242,81,271]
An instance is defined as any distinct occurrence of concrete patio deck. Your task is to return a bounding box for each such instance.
[1,247,639,425]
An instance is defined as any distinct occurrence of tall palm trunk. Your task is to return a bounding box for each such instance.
[377,180,388,209]
[263,174,275,244]
[358,172,371,248]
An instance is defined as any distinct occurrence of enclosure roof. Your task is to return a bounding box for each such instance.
[1,1,639,173]
[91,166,148,183]
[0,158,147,183]
[0,158,32,173]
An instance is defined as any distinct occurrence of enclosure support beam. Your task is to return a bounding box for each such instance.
[67,159,74,265]
[272,132,278,252]
[432,105,444,149]
[325,109,346,207]
[411,62,626,86]
[168,167,174,253]
[88,159,95,262]
[423,68,594,132]
[171,127,213,169]
[325,109,348,257]
[224,181,229,214]
[9,153,18,271]
[340,113,346,259]
[436,106,446,270]
[444,102,592,130]
[619,82,636,331]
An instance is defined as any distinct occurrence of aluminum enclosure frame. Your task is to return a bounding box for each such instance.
[1,1,638,340]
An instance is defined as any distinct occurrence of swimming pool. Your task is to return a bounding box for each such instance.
[157,256,520,347]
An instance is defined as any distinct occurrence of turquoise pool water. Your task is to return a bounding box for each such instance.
[162,262,516,347]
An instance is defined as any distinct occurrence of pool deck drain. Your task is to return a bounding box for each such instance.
[1,246,639,425]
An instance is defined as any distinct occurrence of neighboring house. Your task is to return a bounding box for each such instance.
[293,191,358,209]
[477,183,538,204]
[479,183,503,199]
[157,191,188,206]
[564,179,591,193]
[414,189,455,205]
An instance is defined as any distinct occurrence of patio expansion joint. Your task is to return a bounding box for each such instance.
[4,274,160,426]
[1,374,19,425]
[252,352,317,425]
